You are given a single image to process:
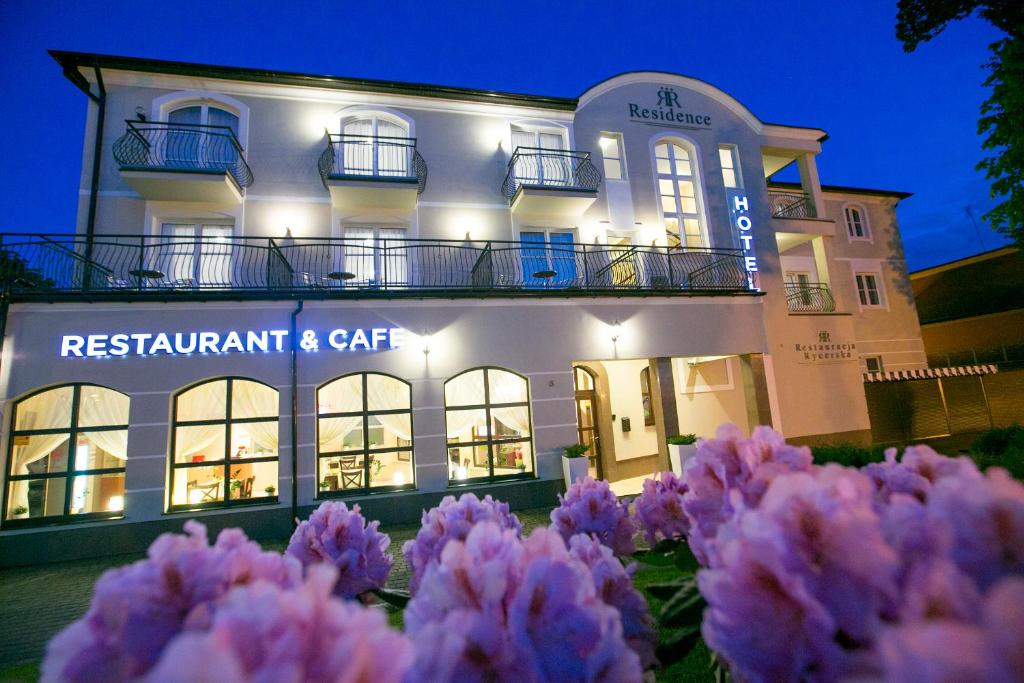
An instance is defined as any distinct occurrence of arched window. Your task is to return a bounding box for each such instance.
[844,204,870,240]
[640,366,655,426]
[4,384,128,524]
[445,367,533,484]
[168,378,278,511]
[340,113,412,177]
[654,139,707,248]
[316,373,414,495]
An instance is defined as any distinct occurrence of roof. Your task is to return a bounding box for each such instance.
[910,245,1017,278]
[767,180,912,200]
[910,246,1023,325]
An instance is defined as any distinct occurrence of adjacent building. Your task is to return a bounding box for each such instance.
[0,51,927,562]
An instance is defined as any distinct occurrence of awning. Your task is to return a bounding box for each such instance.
[863,364,999,383]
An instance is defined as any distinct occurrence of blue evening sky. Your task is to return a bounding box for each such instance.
[0,0,1009,270]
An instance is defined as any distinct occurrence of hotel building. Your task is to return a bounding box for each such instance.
[0,51,927,563]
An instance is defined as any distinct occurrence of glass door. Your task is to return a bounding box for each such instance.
[520,231,578,288]
[607,235,638,287]
[344,227,407,287]
[574,367,602,479]
[785,271,813,307]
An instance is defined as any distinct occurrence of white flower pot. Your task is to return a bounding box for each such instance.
[562,456,590,488]
[668,444,697,475]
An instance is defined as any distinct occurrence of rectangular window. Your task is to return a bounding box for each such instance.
[599,134,625,180]
[856,272,882,307]
[865,356,884,374]
[344,226,408,287]
[718,145,742,189]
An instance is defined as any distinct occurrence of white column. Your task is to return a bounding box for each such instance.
[796,153,825,218]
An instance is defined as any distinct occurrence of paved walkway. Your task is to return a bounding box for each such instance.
[0,507,555,669]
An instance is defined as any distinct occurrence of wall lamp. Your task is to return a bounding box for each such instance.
[419,333,432,356]
[610,321,622,343]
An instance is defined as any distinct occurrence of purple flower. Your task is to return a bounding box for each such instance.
[41,521,301,683]
[550,477,636,556]
[145,566,413,683]
[405,523,643,682]
[402,492,522,594]
[286,501,392,599]
[864,445,982,506]
[634,471,689,546]
[569,533,658,670]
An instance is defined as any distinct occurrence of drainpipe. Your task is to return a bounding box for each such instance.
[289,301,304,528]
[63,63,105,290]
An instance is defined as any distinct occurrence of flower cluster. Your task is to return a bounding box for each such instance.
[146,566,413,683]
[286,501,392,598]
[41,521,302,683]
[550,477,636,556]
[633,470,689,546]
[404,522,644,682]
[402,492,522,594]
[686,429,1024,682]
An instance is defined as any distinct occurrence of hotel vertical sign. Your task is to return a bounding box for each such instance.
[726,188,759,289]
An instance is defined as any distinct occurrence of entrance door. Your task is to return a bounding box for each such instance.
[573,366,602,479]
[607,235,638,287]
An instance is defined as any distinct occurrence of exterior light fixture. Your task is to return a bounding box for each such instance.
[611,321,622,343]
[134,106,147,121]
[419,333,432,356]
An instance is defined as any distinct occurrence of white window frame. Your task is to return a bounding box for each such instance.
[151,91,249,150]
[650,135,709,249]
[718,144,742,189]
[844,203,871,241]
[864,356,885,374]
[599,133,626,180]
[855,271,886,309]
[342,225,409,286]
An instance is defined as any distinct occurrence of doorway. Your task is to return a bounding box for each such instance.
[573,366,603,479]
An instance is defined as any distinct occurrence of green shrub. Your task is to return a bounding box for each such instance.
[970,425,1024,480]
[563,443,590,458]
[667,434,697,446]
[811,442,887,468]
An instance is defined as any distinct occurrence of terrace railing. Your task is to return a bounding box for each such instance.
[0,234,755,299]
[501,147,601,201]
[784,282,836,313]
[318,134,427,194]
[112,121,254,189]
[768,190,817,219]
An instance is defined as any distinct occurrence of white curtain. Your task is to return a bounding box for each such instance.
[342,118,374,174]
[174,382,228,461]
[231,381,279,453]
[317,378,363,452]
[366,375,411,442]
[175,424,224,462]
[489,370,531,435]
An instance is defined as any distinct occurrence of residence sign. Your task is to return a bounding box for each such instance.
[628,87,712,128]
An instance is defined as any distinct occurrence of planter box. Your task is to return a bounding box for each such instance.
[562,455,590,488]
[668,443,697,475]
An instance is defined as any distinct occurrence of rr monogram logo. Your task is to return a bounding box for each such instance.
[657,87,680,108]
[818,331,831,343]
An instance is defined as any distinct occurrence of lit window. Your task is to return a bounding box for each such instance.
[654,139,706,248]
[316,373,414,495]
[445,368,533,484]
[718,145,742,189]
[511,126,568,186]
[159,222,233,287]
[343,226,408,286]
[640,366,655,426]
[4,384,128,524]
[599,134,626,180]
[845,205,870,239]
[865,356,884,374]
[340,114,411,177]
[856,272,883,307]
[168,378,279,510]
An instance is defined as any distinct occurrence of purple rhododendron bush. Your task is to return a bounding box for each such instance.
[550,476,636,556]
[631,424,1024,681]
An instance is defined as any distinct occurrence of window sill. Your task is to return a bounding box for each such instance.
[0,511,124,532]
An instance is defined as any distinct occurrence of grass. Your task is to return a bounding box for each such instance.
[0,662,38,683]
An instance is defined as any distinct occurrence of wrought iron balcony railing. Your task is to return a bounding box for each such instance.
[785,282,836,313]
[501,147,601,202]
[768,190,817,219]
[0,234,755,300]
[112,121,254,189]
[318,134,427,194]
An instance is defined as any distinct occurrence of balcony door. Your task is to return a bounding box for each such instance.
[159,223,233,287]
[165,105,239,170]
[785,270,814,307]
[341,116,409,177]
[512,128,568,186]
[607,235,639,287]
[519,230,577,288]
[344,227,408,287]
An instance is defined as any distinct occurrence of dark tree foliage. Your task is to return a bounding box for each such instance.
[897,0,1024,244]
[0,250,54,290]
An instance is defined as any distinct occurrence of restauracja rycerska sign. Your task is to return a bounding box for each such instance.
[628,87,711,128]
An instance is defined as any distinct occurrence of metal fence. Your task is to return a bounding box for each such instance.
[0,234,754,299]
[501,147,601,201]
[112,121,254,189]
[784,283,836,313]
[767,190,816,219]
[318,134,427,194]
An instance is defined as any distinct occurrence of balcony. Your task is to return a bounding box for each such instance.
[501,148,600,217]
[0,234,757,301]
[318,134,427,211]
[785,283,836,313]
[768,191,817,219]
[112,121,253,204]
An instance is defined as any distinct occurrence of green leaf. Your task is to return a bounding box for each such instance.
[673,541,700,572]
[655,624,702,667]
[372,587,411,609]
[633,538,684,566]
[659,578,706,630]
[644,578,694,600]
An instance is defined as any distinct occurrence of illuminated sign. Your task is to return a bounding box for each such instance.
[726,189,758,289]
[60,328,406,358]
[628,88,711,129]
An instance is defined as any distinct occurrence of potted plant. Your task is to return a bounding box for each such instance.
[229,479,242,499]
[666,434,698,474]
[13,505,28,519]
[562,443,590,488]
[264,485,276,497]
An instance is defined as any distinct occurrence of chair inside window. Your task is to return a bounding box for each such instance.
[340,455,363,489]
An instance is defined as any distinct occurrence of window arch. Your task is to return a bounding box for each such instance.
[445,367,533,484]
[316,372,414,495]
[168,378,278,511]
[339,111,413,178]
[844,203,870,240]
[4,384,128,525]
[653,137,708,248]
